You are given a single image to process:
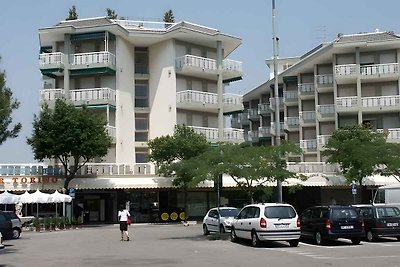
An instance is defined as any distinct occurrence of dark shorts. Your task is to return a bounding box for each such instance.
[120,221,128,231]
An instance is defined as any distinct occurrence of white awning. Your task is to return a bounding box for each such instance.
[69,176,174,190]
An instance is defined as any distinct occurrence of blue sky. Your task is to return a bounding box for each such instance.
[0,0,399,163]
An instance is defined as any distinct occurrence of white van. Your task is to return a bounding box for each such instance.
[373,185,400,209]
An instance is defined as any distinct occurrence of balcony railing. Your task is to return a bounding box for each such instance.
[107,125,116,143]
[300,139,317,152]
[283,91,298,103]
[298,83,315,96]
[284,117,300,130]
[40,89,65,101]
[258,126,271,138]
[316,104,335,120]
[238,112,250,125]
[175,55,243,74]
[317,135,331,148]
[270,122,285,136]
[377,128,400,143]
[39,52,64,67]
[336,96,358,110]
[71,51,116,66]
[360,63,399,76]
[361,95,400,108]
[248,130,259,142]
[248,108,259,120]
[70,88,116,102]
[269,97,284,110]
[287,162,339,174]
[315,74,333,85]
[223,59,243,73]
[258,103,271,115]
[335,64,357,76]
[189,126,244,143]
[299,111,316,124]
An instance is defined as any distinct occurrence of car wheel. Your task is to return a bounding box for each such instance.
[251,231,261,247]
[397,237,400,241]
[12,228,21,239]
[203,224,209,236]
[289,240,299,247]
[315,232,324,245]
[351,238,361,245]
[219,225,225,234]
[366,231,375,242]
[230,228,237,242]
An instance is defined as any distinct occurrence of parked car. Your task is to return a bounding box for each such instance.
[203,207,239,234]
[230,203,300,247]
[0,211,13,240]
[2,211,22,239]
[300,206,364,245]
[354,204,400,242]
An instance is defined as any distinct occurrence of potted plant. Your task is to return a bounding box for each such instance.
[33,217,41,232]
[44,217,51,231]
[71,216,77,229]
[65,216,71,229]
[59,216,65,230]
[51,217,58,231]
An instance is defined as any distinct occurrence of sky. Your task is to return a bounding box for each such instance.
[0,0,399,163]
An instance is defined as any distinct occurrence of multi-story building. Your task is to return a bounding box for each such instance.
[239,30,400,208]
[0,17,245,223]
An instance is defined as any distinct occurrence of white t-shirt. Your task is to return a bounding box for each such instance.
[118,209,130,222]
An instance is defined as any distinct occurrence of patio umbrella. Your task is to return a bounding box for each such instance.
[19,191,33,204]
[49,191,72,218]
[28,189,51,217]
[0,191,20,211]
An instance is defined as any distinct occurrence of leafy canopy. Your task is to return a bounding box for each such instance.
[106,8,117,19]
[163,9,175,23]
[66,5,78,21]
[321,124,387,185]
[27,99,112,189]
[0,58,21,145]
[377,142,400,182]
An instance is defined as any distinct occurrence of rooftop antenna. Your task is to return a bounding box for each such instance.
[317,25,327,43]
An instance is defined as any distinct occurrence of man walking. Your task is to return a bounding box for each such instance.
[118,205,131,241]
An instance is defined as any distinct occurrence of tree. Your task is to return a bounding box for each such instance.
[66,5,78,21]
[188,141,302,203]
[148,125,209,219]
[377,142,400,182]
[106,8,117,19]
[163,9,175,23]
[27,99,112,189]
[321,124,387,199]
[0,59,21,145]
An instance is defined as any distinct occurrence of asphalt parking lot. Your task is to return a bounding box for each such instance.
[1,224,400,267]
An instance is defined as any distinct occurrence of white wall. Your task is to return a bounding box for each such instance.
[101,76,115,89]
[149,40,176,139]
[115,37,135,163]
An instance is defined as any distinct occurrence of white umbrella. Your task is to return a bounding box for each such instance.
[19,191,33,204]
[28,190,51,218]
[0,191,20,204]
[49,191,72,218]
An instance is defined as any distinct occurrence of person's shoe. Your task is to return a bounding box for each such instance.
[127,237,130,241]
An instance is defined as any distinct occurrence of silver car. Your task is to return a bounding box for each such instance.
[203,207,239,235]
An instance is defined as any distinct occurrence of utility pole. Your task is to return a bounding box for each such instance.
[216,40,223,233]
[272,0,282,203]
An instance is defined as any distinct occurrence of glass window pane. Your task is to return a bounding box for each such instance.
[135,118,148,130]
[135,132,148,142]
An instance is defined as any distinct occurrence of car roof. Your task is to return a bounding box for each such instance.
[210,207,238,210]
[245,203,294,208]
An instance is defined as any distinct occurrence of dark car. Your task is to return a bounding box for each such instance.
[0,211,13,240]
[354,204,400,242]
[300,206,364,245]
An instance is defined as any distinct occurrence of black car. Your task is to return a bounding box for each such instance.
[300,206,364,245]
[354,204,400,242]
[0,211,13,240]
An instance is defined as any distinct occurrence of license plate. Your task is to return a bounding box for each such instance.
[341,225,354,229]
[275,224,289,229]
[387,223,399,227]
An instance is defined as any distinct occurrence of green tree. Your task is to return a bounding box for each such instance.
[377,142,400,182]
[27,99,112,189]
[321,124,387,199]
[189,141,302,203]
[148,125,208,219]
[66,5,78,21]
[0,58,21,145]
[106,8,117,19]
[163,9,175,25]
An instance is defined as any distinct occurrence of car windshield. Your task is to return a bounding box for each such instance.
[264,206,296,219]
[219,208,238,217]
[376,207,400,218]
[332,208,358,219]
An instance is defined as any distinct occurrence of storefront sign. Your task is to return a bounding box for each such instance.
[0,176,59,185]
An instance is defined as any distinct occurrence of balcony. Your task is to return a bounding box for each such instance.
[317,135,331,150]
[287,162,339,174]
[334,64,357,84]
[360,63,399,82]
[299,111,316,126]
[238,112,250,125]
[258,126,272,139]
[316,104,335,121]
[284,117,300,132]
[377,128,400,143]
[315,74,333,93]
[175,55,243,82]
[107,125,117,143]
[231,114,241,128]
[248,130,259,143]
[298,83,315,100]
[189,126,244,143]
[40,88,116,107]
[269,97,284,111]
[283,91,298,106]
[258,103,272,116]
[176,90,243,114]
[247,108,259,121]
[300,139,317,153]
[336,96,358,113]
[270,121,285,136]
[39,52,64,78]
[70,51,116,75]
[361,95,400,113]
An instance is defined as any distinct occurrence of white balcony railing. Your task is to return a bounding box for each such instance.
[336,96,358,109]
[270,122,285,135]
[269,97,284,110]
[316,104,335,115]
[223,59,243,73]
[176,90,243,106]
[377,128,400,143]
[107,125,116,142]
[317,135,331,148]
[360,63,399,76]
[361,95,400,108]
[113,20,176,32]
[315,74,333,85]
[335,64,357,76]
[248,108,259,119]
[258,103,271,114]
[189,126,244,143]
[71,51,116,66]
[175,55,243,73]
[299,111,316,123]
[40,89,65,101]
[284,117,300,128]
[300,139,317,151]
[70,88,116,102]
[248,130,259,142]
[224,93,243,105]
[39,52,64,67]
[287,162,339,174]
[258,126,271,137]
[283,91,298,102]
[298,83,315,94]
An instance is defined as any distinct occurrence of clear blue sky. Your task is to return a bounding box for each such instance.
[0,0,399,163]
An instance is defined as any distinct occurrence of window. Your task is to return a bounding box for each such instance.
[331,208,358,219]
[376,207,400,218]
[135,149,149,163]
[359,208,373,219]
[135,80,149,108]
[265,206,296,219]
[135,132,148,142]
[135,48,149,74]
[135,115,148,131]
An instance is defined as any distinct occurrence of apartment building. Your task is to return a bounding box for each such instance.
[238,30,400,207]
